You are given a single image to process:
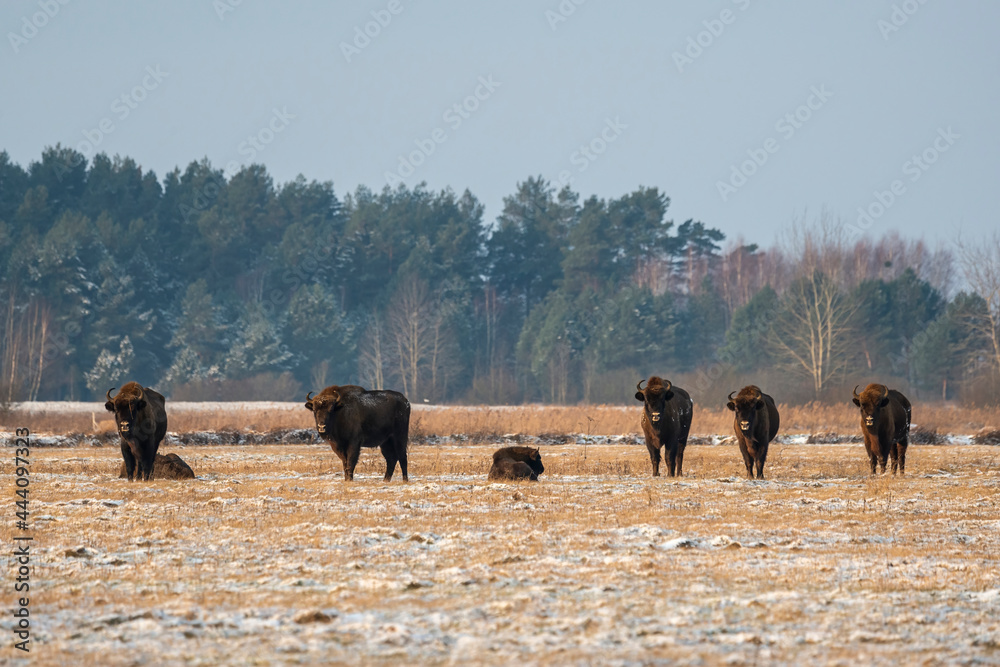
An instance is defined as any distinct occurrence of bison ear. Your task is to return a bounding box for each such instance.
[878,396,890,407]
[634,391,645,402]
[852,397,861,407]
[104,401,114,412]
[755,400,765,410]
[726,401,735,412]
[664,390,674,400]
[135,399,146,411]
[304,401,314,411]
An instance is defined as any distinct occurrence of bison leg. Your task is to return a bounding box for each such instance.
[666,446,678,477]
[868,452,878,476]
[394,419,409,482]
[120,441,137,482]
[739,444,754,479]
[138,450,156,481]
[647,445,661,477]
[343,445,362,482]
[896,440,908,476]
[396,440,409,482]
[380,441,398,482]
[755,444,767,480]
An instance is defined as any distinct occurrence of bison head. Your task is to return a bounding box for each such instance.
[853,384,890,428]
[526,448,544,476]
[635,377,673,424]
[105,384,146,438]
[305,389,342,435]
[727,386,764,434]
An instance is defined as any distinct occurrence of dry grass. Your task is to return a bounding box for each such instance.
[9,441,1000,665]
[6,401,999,437]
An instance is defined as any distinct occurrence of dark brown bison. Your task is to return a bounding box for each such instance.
[118,453,194,480]
[305,384,410,482]
[852,383,912,475]
[726,385,780,479]
[635,377,693,477]
[488,446,544,481]
[105,382,167,481]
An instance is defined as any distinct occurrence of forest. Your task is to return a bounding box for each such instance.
[1,145,998,405]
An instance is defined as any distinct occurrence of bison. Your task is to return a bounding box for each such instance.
[305,384,410,482]
[105,382,168,481]
[119,452,194,480]
[726,385,780,479]
[635,376,693,477]
[852,383,912,475]
[488,446,544,481]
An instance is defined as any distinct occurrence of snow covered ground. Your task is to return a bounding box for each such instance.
[5,442,1000,665]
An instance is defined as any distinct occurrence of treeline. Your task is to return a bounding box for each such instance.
[1,146,999,405]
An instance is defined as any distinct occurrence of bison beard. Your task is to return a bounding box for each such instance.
[726,385,780,480]
[635,376,693,477]
[305,385,410,482]
[488,446,544,481]
[105,382,168,481]
[852,383,912,475]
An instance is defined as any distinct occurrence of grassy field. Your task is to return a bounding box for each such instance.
[7,401,1000,438]
[5,439,1000,665]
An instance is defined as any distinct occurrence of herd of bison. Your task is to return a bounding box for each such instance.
[103,376,914,483]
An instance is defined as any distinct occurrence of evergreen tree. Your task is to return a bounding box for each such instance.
[718,285,779,372]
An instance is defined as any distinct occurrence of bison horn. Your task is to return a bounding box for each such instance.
[754,387,762,400]
[138,386,145,403]
[727,391,736,401]
[106,387,116,402]
[853,385,861,400]
[636,380,646,392]
[663,380,672,393]
[880,384,888,401]
[306,391,314,402]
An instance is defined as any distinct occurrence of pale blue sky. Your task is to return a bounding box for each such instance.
[3,1,997,245]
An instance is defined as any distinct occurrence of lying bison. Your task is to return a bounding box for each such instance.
[305,385,410,482]
[118,453,194,480]
[852,383,912,475]
[105,383,167,481]
[635,376,693,477]
[488,446,544,481]
[726,385,780,479]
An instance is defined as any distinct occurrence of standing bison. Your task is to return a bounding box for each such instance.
[635,377,693,477]
[305,385,410,482]
[726,385,780,479]
[105,382,168,481]
[852,383,912,475]
[488,446,544,481]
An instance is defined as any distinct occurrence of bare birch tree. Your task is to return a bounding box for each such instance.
[1,293,51,402]
[956,233,1000,373]
[385,280,458,401]
[359,313,386,391]
[770,271,857,397]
